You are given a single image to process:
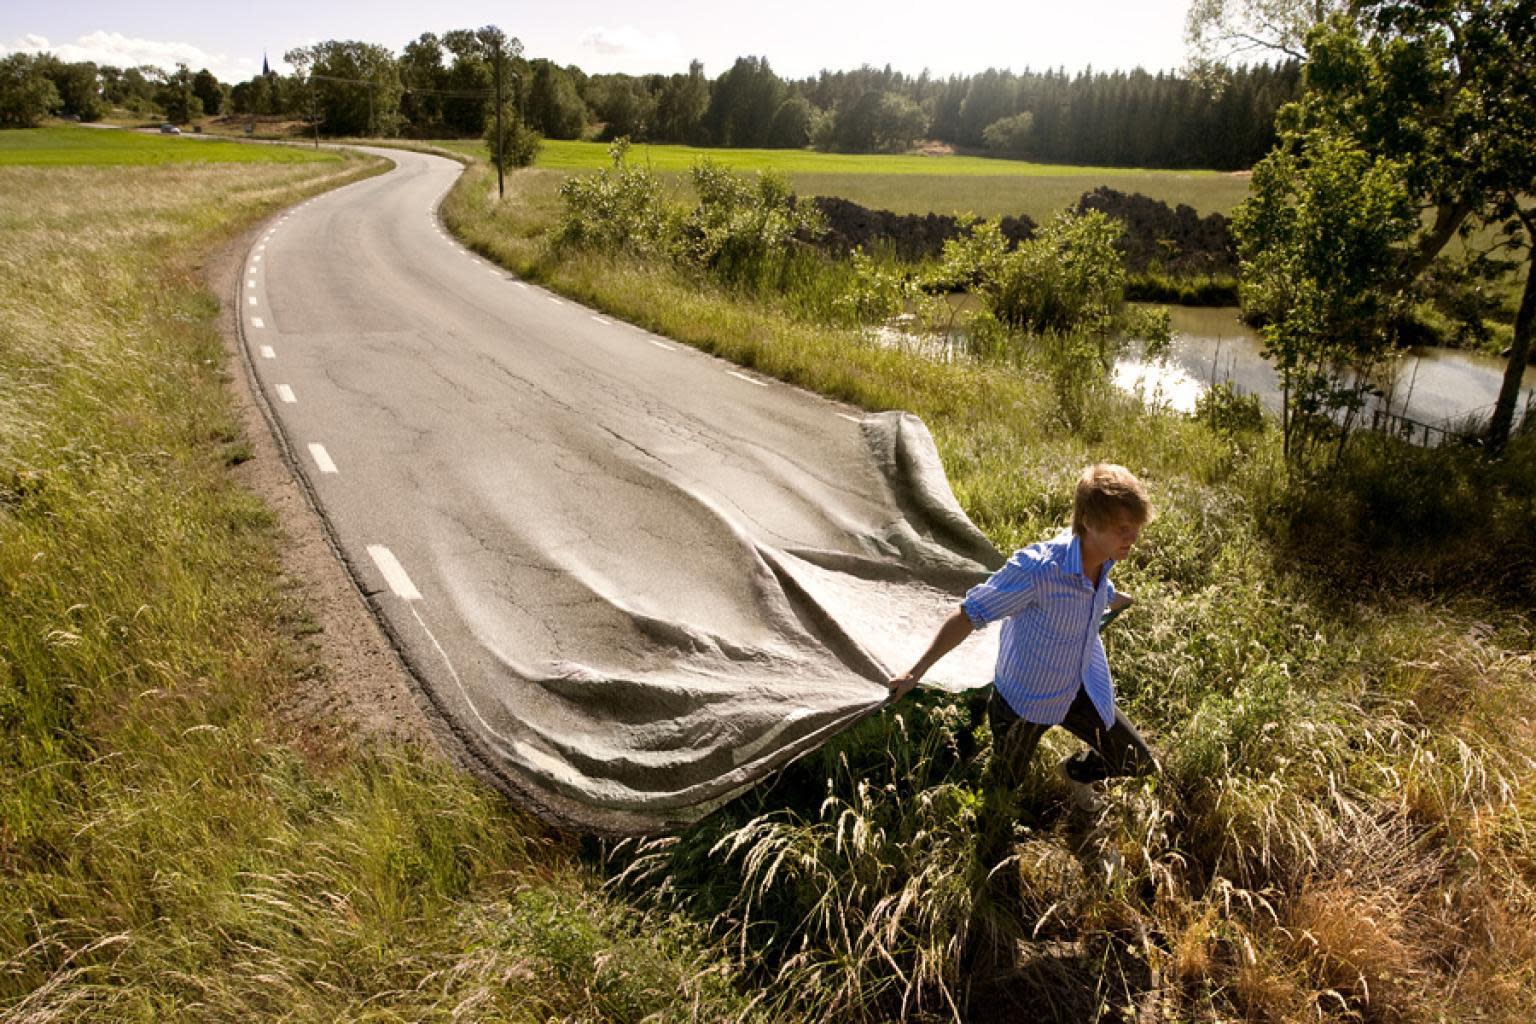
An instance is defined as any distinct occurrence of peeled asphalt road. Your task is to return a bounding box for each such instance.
[240,147,1002,832]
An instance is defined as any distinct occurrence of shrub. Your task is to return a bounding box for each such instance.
[483,105,541,170]
[553,139,675,257]
[676,159,825,292]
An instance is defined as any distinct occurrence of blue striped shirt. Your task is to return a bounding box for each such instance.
[961,530,1117,728]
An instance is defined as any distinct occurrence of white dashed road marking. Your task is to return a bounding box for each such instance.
[248,297,257,306]
[276,384,296,404]
[546,296,564,307]
[727,371,769,387]
[308,443,338,474]
[590,315,611,326]
[648,339,675,351]
[251,317,265,328]
[838,413,861,423]
[368,545,422,601]
[259,346,275,359]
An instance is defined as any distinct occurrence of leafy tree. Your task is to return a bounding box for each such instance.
[981,112,1033,158]
[284,41,401,136]
[398,32,447,133]
[526,59,587,139]
[1234,126,1417,467]
[484,102,540,169]
[1244,2,1536,452]
[654,60,709,143]
[99,65,158,114]
[767,94,815,148]
[590,75,653,141]
[702,56,783,147]
[956,69,1016,148]
[155,64,203,124]
[441,51,491,136]
[0,53,61,128]
[1185,0,1346,66]
[191,68,224,117]
[36,57,105,121]
[824,89,923,153]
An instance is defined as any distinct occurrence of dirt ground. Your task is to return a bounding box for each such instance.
[205,213,446,755]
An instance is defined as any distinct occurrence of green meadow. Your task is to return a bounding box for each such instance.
[0,124,337,166]
[429,137,1251,219]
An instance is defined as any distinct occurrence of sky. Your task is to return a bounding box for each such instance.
[1,1,1199,84]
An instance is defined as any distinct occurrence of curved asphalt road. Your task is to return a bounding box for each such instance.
[239,148,1002,832]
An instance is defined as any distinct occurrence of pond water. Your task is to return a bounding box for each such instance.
[1115,306,1536,429]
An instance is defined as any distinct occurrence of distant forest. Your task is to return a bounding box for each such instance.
[5,32,1300,170]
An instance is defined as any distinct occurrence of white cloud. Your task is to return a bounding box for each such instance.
[577,25,681,59]
[2,31,260,82]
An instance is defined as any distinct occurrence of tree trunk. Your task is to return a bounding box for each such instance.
[1404,200,1472,280]
[1487,246,1536,454]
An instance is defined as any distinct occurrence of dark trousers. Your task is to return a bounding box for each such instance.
[985,684,1157,791]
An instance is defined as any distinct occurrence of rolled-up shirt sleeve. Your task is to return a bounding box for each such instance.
[1106,575,1118,606]
[961,551,1041,629]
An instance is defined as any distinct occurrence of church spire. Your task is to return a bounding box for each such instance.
[262,51,271,77]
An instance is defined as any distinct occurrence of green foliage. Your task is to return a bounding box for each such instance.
[286,41,404,136]
[981,111,1034,158]
[36,54,106,122]
[614,695,997,1021]
[483,104,541,170]
[191,67,224,117]
[702,56,785,148]
[940,210,1126,336]
[451,153,1536,1024]
[1234,126,1417,468]
[0,53,61,128]
[679,159,824,291]
[553,139,675,257]
[823,90,926,154]
[527,59,588,140]
[1194,381,1266,443]
[1125,271,1239,306]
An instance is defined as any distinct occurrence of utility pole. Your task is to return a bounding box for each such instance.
[311,78,319,149]
[492,35,505,198]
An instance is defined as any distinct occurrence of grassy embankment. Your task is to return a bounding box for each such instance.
[0,125,765,1022]
[441,152,1536,1021]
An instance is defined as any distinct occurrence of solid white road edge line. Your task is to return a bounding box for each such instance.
[368,545,422,601]
[307,443,338,474]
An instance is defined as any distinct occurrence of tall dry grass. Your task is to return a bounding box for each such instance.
[444,158,1536,1023]
[1,154,768,1022]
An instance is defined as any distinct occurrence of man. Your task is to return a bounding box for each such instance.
[888,463,1157,810]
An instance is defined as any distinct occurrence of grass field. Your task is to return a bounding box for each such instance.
[429,137,1251,219]
[0,124,337,166]
[444,158,1536,1022]
[0,128,763,1021]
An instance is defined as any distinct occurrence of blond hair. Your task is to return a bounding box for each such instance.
[1071,463,1151,535]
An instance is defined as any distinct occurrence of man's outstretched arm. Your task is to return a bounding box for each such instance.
[887,606,974,700]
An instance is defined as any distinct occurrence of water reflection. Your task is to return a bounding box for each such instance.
[873,301,1535,432]
[1116,306,1536,428]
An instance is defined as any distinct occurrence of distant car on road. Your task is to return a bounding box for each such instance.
[159,123,181,134]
